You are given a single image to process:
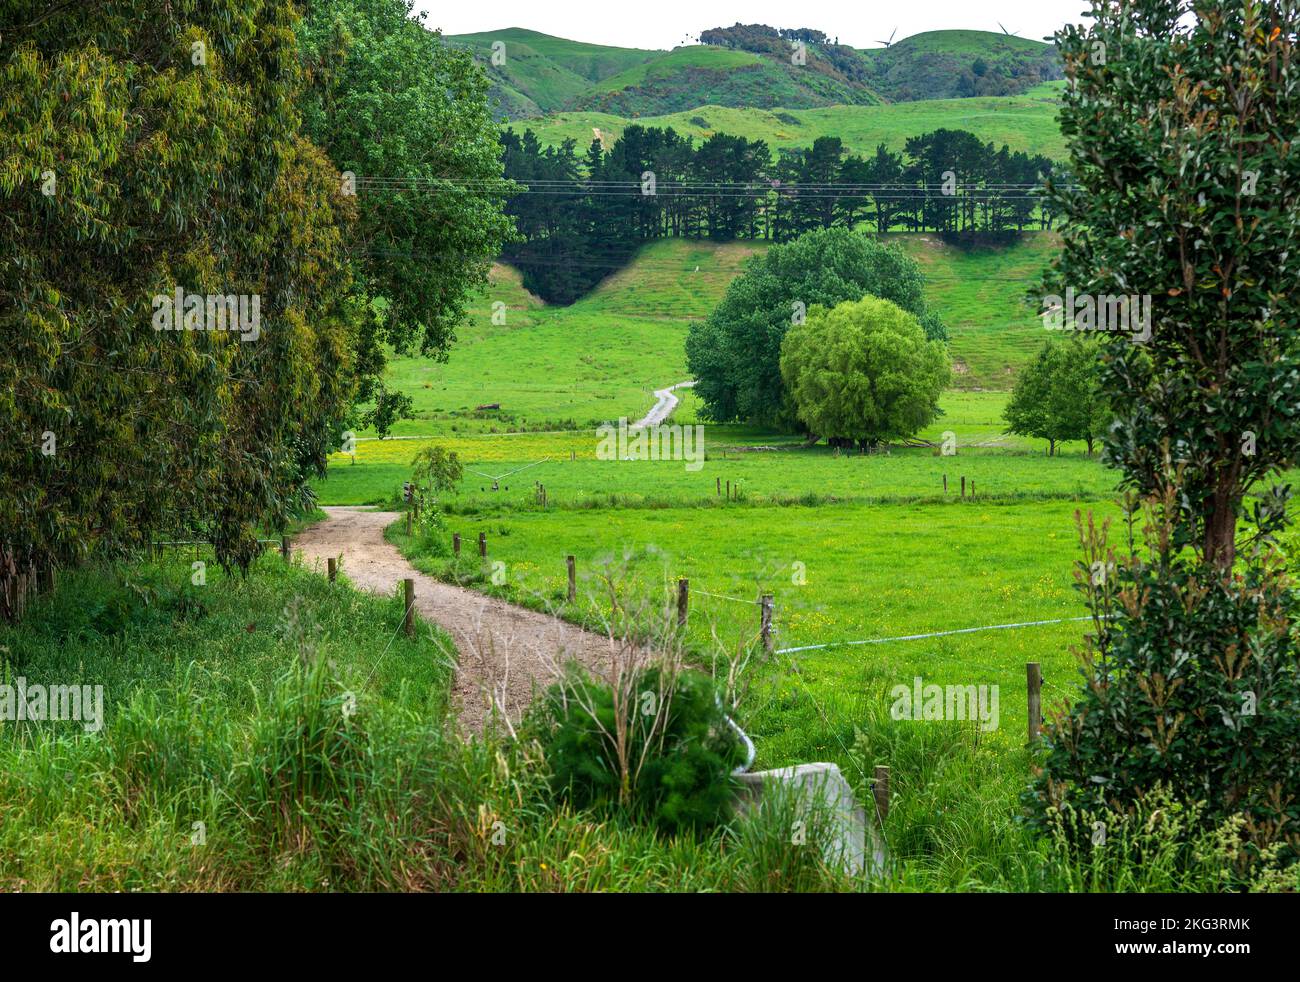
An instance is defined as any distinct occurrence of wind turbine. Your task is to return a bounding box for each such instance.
[998,22,1021,37]
[876,27,898,48]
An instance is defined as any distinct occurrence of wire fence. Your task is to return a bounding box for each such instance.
[775,615,1097,656]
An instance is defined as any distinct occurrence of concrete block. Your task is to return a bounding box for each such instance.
[735,762,884,878]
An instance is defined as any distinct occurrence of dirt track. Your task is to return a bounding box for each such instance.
[633,380,695,428]
[293,507,613,732]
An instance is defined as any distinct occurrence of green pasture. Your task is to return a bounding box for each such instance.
[367,233,1061,441]
[521,95,1065,162]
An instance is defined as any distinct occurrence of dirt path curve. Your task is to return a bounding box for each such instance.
[294,507,613,732]
[633,380,695,429]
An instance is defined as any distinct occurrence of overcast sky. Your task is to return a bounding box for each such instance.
[414,0,1094,50]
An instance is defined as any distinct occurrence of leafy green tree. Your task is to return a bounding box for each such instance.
[1004,338,1109,455]
[410,445,464,506]
[297,0,517,430]
[686,228,946,426]
[1025,0,1300,876]
[1,0,363,603]
[779,296,950,450]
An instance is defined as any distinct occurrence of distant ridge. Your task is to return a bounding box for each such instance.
[447,26,1062,120]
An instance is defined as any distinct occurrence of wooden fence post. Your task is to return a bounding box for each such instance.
[960,476,966,498]
[327,557,337,583]
[943,474,948,493]
[281,537,291,561]
[760,594,773,654]
[406,510,413,535]
[677,578,689,628]
[403,578,415,638]
[566,555,576,602]
[1027,662,1042,744]
[716,477,721,496]
[873,765,890,824]
[478,532,487,558]
[453,533,461,556]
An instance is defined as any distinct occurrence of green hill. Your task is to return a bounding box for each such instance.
[370,234,1058,436]
[859,30,1063,102]
[447,28,662,117]
[512,92,1065,161]
[447,26,1057,119]
[571,44,883,115]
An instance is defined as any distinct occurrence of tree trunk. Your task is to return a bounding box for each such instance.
[1204,484,1238,570]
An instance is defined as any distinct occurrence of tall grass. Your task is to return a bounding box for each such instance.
[2,553,1279,891]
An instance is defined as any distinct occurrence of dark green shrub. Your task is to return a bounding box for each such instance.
[1024,511,1300,876]
[535,666,743,833]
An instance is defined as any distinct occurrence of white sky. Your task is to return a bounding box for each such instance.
[414,0,1094,50]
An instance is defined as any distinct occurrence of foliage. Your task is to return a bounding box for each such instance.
[1003,337,1108,455]
[1026,507,1300,874]
[1038,783,1283,893]
[1025,0,1300,880]
[409,444,462,548]
[686,229,946,426]
[724,780,855,893]
[500,119,1057,302]
[410,445,464,503]
[297,0,518,430]
[0,0,359,596]
[780,296,951,449]
[534,666,743,833]
[1046,0,1300,570]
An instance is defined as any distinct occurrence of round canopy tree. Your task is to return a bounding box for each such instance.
[686,228,947,428]
[779,296,950,452]
[1004,336,1109,456]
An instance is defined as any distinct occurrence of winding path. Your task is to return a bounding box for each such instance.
[293,507,614,732]
[632,380,695,429]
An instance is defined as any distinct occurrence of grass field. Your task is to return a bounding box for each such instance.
[314,411,1110,509]
[517,94,1064,161]
[392,498,1113,758]
[894,234,1058,386]
[8,541,1199,892]
[369,234,1057,440]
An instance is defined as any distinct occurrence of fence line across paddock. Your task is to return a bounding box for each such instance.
[690,588,764,606]
[774,615,1100,656]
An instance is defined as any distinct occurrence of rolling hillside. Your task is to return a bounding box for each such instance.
[859,30,1063,102]
[570,44,884,116]
[448,26,1060,120]
[370,235,1058,436]
[446,28,663,117]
